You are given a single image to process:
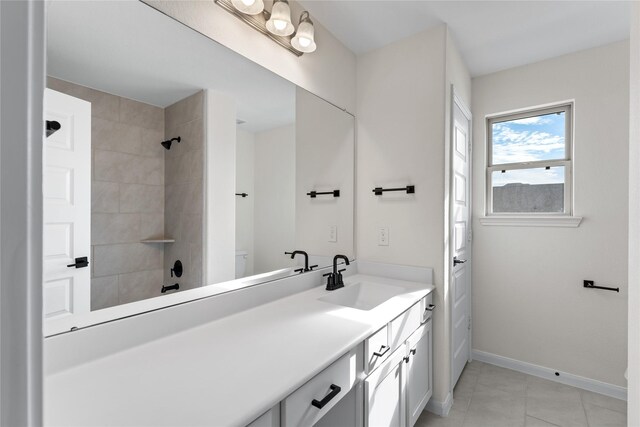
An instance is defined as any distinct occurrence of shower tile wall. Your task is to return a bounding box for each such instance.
[163,91,205,291]
[47,77,166,310]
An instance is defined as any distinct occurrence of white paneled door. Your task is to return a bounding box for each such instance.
[450,90,472,388]
[43,89,91,319]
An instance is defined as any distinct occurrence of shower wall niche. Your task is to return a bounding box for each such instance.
[46,77,204,310]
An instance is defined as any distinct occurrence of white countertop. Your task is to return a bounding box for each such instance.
[45,274,434,427]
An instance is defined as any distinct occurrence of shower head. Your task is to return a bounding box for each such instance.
[161,136,181,150]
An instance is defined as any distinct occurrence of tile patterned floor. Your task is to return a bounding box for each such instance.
[416,361,627,427]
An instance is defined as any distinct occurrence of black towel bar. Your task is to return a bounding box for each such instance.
[583,280,619,293]
[307,190,340,198]
[373,185,415,196]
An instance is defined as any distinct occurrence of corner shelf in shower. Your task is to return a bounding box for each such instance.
[140,238,175,244]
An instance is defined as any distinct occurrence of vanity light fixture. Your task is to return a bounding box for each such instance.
[214,0,316,56]
[231,0,264,15]
[291,11,316,53]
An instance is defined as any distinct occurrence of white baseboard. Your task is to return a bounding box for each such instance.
[472,350,627,401]
[425,392,453,416]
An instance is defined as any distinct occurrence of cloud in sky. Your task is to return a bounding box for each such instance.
[492,112,565,165]
[492,112,566,186]
[507,116,551,125]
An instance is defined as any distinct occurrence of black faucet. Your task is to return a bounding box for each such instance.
[285,250,318,273]
[324,254,350,291]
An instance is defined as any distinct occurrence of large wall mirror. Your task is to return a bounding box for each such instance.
[43,0,355,335]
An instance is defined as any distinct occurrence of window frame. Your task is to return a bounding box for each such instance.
[486,102,573,216]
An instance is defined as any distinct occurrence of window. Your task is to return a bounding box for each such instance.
[486,103,573,216]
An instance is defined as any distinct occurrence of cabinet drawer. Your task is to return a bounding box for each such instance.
[389,301,422,351]
[421,293,434,323]
[281,345,363,427]
[364,324,389,375]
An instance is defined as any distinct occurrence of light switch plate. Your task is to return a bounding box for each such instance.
[329,225,337,242]
[378,227,389,246]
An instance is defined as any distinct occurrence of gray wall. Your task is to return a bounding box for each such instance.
[1,1,45,424]
[47,78,166,309]
[472,41,629,388]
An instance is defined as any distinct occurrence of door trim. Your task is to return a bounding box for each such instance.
[449,86,473,392]
[0,0,45,424]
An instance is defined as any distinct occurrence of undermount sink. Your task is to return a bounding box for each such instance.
[318,282,405,310]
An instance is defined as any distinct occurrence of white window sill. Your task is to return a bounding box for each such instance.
[479,216,583,227]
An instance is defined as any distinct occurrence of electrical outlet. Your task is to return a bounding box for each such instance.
[378,227,389,246]
[328,225,337,242]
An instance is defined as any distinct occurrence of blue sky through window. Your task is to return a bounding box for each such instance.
[492,112,565,186]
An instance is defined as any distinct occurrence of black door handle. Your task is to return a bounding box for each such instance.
[311,384,341,409]
[67,256,89,269]
[453,257,467,266]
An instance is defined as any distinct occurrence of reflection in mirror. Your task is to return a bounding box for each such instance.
[235,88,355,279]
[235,117,296,278]
[43,0,354,332]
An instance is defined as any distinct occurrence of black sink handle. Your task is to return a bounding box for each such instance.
[311,384,341,409]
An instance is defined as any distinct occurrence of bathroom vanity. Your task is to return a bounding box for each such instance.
[44,262,434,426]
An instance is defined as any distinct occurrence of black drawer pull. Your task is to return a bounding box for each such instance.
[373,345,390,357]
[311,384,341,409]
[425,304,436,312]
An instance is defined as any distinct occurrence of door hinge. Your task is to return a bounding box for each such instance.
[468,228,473,242]
[468,317,472,330]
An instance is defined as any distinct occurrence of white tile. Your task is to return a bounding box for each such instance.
[526,377,587,427]
[580,390,627,414]
[463,384,526,427]
[583,402,627,427]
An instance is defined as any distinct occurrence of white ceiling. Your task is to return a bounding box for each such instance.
[299,0,631,76]
[48,0,631,120]
[47,0,295,132]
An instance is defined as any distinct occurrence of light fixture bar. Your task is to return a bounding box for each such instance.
[214,0,303,57]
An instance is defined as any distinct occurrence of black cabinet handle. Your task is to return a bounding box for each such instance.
[373,345,390,357]
[425,304,436,312]
[311,384,341,409]
[410,348,417,356]
[67,256,89,269]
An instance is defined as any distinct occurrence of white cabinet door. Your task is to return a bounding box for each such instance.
[405,320,432,427]
[43,89,91,319]
[364,347,406,427]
